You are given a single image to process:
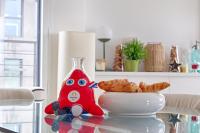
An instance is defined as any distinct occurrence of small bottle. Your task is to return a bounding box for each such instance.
[190,41,200,73]
[190,116,200,133]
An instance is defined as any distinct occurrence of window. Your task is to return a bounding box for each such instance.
[1,124,21,133]
[0,1,41,131]
[4,0,22,37]
[0,0,41,88]
[4,58,22,87]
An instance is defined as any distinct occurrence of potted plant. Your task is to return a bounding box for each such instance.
[122,39,146,72]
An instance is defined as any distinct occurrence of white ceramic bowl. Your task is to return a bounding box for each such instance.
[98,92,165,115]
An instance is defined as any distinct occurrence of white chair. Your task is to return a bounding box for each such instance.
[0,88,34,106]
[0,88,45,106]
[162,94,200,115]
[0,88,45,133]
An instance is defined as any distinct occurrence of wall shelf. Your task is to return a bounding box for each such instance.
[95,71,200,77]
[95,71,200,95]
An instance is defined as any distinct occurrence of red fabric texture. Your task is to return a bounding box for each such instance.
[44,116,103,132]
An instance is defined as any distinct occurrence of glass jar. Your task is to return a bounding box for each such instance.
[65,57,90,80]
[190,41,200,73]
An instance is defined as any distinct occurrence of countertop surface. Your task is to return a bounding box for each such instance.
[0,100,199,133]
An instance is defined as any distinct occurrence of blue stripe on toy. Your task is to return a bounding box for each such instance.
[89,83,98,89]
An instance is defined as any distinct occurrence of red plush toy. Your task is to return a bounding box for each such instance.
[45,69,104,116]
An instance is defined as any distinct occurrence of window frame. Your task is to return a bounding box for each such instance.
[35,0,41,86]
[0,0,42,88]
[4,0,24,37]
[4,58,23,87]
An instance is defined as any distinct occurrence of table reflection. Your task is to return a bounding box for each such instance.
[158,113,200,133]
[44,114,165,133]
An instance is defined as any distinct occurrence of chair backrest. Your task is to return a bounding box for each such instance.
[162,94,200,115]
[0,88,34,106]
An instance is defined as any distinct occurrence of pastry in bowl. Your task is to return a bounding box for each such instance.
[98,79,141,92]
[139,82,170,92]
[98,79,170,93]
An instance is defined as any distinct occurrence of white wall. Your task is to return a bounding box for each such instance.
[86,0,200,69]
[43,0,200,100]
[42,0,86,101]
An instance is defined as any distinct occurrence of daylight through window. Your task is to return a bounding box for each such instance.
[0,0,41,88]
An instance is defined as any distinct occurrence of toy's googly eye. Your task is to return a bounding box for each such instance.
[66,79,74,86]
[78,79,87,86]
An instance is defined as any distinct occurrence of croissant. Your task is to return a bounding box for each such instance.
[98,79,141,92]
[139,82,170,92]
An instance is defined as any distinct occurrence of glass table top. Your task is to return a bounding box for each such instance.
[0,101,200,133]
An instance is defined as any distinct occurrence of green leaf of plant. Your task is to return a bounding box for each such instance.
[122,38,146,60]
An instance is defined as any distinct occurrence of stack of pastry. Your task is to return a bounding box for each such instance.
[98,79,170,93]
